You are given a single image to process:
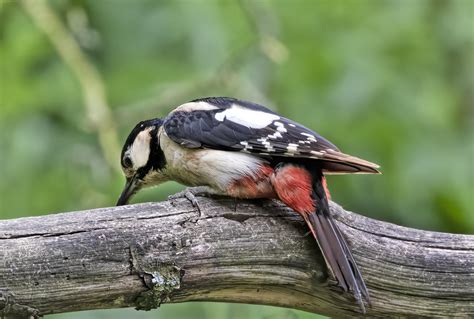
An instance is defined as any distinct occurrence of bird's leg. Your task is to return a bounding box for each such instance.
[168,186,220,216]
[168,186,218,199]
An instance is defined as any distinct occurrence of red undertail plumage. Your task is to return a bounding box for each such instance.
[272,164,369,312]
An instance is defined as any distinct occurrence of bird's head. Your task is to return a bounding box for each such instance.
[116,118,167,206]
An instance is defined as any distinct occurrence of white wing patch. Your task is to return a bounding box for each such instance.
[267,131,283,139]
[240,141,253,152]
[274,121,287,133]
[283,143,300,156]
[301,132,317,142]
[287,143,299,152]
[214,104,280,129]
[310,150,323,157]
[257,137,275,152]
[174,101,219,112]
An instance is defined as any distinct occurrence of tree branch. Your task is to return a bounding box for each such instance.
[0,197,473,318]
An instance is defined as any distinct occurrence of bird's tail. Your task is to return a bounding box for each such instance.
[304,170,370,313]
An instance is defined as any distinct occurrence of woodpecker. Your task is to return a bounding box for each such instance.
[117,96,380,312]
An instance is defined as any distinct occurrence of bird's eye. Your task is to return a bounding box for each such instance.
[123,157,132,168]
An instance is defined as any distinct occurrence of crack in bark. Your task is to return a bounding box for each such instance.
[222,213,253,224]
[0,228,101,240]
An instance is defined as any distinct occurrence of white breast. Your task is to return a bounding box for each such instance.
[159,132,267,192]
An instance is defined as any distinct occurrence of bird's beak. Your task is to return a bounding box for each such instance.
[116,174,142,206]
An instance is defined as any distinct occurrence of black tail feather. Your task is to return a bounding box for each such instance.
[304,169,370,313]
[330,212,370,304]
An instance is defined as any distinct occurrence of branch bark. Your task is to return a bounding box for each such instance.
[0,197,473,318]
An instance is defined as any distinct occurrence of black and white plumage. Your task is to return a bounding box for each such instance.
[116,97,380,313]
[164,97,379,174]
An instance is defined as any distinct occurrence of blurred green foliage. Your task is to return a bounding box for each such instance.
[0,0,472,318]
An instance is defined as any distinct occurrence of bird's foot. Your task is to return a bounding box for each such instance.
[168,187,215,216]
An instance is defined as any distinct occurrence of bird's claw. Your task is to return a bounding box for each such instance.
[183,190,201,216]
[168,187,212,216]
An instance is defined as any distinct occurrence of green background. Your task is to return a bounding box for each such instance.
[1,0,473,318]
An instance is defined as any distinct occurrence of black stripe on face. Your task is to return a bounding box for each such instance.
[148,126,167,171]
[136,124,167,180]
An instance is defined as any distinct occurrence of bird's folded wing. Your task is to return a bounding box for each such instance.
[163,98,380,174]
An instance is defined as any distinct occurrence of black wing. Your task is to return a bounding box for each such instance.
[163,97,380,174]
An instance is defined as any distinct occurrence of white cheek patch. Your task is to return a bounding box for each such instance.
[214,104,280,129]
[130,128,153,169]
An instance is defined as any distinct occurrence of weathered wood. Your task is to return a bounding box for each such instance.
[0,197,473,318]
